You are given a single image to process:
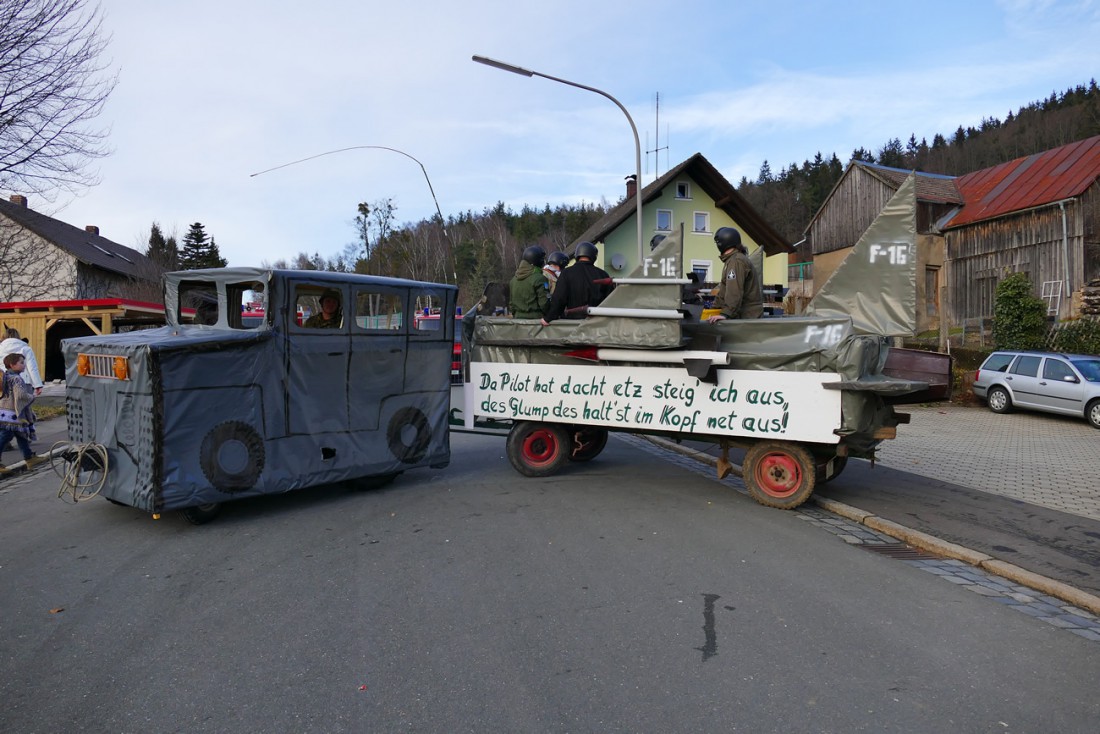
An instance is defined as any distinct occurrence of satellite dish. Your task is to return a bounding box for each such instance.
[610,253,626,271]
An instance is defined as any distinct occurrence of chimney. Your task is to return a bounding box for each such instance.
[9,194,27,207]
[85,225,100,236]
[625,174,637,200]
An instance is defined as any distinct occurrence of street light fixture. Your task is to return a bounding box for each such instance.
[472,54,644,267]
[251,146,457,284]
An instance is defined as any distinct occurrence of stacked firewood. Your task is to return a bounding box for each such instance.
[1082,279,1100,315]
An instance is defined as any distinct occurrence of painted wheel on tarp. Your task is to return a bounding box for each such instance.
[814,455,848,484]
[387,407,432,464]
[181,503,222,525]
[743,441,817,510]
[569,427,608,462]
[507,421,570,477]
[199,421,265,492]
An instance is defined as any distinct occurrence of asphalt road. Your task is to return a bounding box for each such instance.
[2,432,1099,733]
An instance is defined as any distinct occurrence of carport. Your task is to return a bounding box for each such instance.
[0,298,183,382]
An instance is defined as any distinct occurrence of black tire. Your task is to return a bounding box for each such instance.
[815,455,848,483]
[569,427,608,462]
[199,421,265,492]
[181,503,222,525]
[1087,399,1100,430]
[357,473,400,490]
[743,441,817,510]
[506,422,570,477]
[387,408,432,464]
[987,386,1012,414]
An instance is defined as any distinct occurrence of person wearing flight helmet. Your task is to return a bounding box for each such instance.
[541,241,612,325]
[508,245,551,319]
[707,227,762,323]
[304,289,343,328]
[542,250,570,294]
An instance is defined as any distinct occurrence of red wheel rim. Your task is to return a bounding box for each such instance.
[753,451,803,498]
[522,429,559,467]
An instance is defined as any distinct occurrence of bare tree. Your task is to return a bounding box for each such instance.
[0,0,118,199]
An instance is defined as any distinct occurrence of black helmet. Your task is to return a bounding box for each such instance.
[521,245,546,267]
[574,241,598,260]
[649,234,666,251]
[546,251,569,267]
[714,227,743,254]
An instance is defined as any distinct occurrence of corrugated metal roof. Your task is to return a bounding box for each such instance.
[0,196,156,279]
[944,134,1100,228]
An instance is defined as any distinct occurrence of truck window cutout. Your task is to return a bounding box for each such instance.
[179,281,219,326]
[354,290,404,331]
[228,280,266,330]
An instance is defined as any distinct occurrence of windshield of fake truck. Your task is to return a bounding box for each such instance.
[177,277,270,330]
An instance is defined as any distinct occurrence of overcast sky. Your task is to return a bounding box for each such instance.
[36,0,1100,266]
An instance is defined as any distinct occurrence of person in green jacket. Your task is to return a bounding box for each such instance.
[508,245,551,319]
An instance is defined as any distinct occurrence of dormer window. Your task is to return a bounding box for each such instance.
[676,182,691,199]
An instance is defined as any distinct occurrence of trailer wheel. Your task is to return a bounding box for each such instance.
[387,408,432,464]
[199,421,265,492]
[815,455,848,483]
[181,503,221,525]
[743,441,817,509]
[569,427,608,462]
[507,422,570,477]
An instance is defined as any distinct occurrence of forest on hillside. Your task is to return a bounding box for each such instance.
[247,79,1100,305]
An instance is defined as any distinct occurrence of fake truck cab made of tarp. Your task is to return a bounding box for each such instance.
[458,176,949,509]
[62,268,457,523]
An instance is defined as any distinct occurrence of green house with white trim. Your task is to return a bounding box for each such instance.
[569,152,793,285]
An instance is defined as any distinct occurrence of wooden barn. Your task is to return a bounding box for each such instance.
[804,161,962,332]
[939,135,1100,323]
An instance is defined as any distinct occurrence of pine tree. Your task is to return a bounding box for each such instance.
[145,222,178,271]
[178,222,227,270]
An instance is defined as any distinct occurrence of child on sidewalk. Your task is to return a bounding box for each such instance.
[0,353,43,473]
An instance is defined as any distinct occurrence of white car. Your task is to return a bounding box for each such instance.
[972,350,1100,428]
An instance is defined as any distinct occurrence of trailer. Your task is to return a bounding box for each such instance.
[456,176,950,509]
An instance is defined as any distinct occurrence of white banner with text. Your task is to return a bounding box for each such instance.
[468,362,842,443]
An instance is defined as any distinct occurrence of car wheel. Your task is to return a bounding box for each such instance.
[987,386,1012,414]
[1086,399,1100,430]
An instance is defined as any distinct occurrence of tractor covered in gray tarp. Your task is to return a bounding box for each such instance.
[62,268,456,523]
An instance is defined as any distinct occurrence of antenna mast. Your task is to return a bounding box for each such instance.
[646,92,669,179]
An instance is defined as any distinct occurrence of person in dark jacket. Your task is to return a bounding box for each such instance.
[541,241,612,324]
[707,227,763,322]
[508,245,551,319]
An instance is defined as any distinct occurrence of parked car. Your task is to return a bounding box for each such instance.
[972,350,1100,428]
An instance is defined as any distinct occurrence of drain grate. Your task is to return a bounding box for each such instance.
[859,542,940,560]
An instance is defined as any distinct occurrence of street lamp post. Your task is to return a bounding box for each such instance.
[251,146,457,284]
[472,55,644,267]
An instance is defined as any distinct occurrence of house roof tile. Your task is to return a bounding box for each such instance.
[0,196,156,279]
